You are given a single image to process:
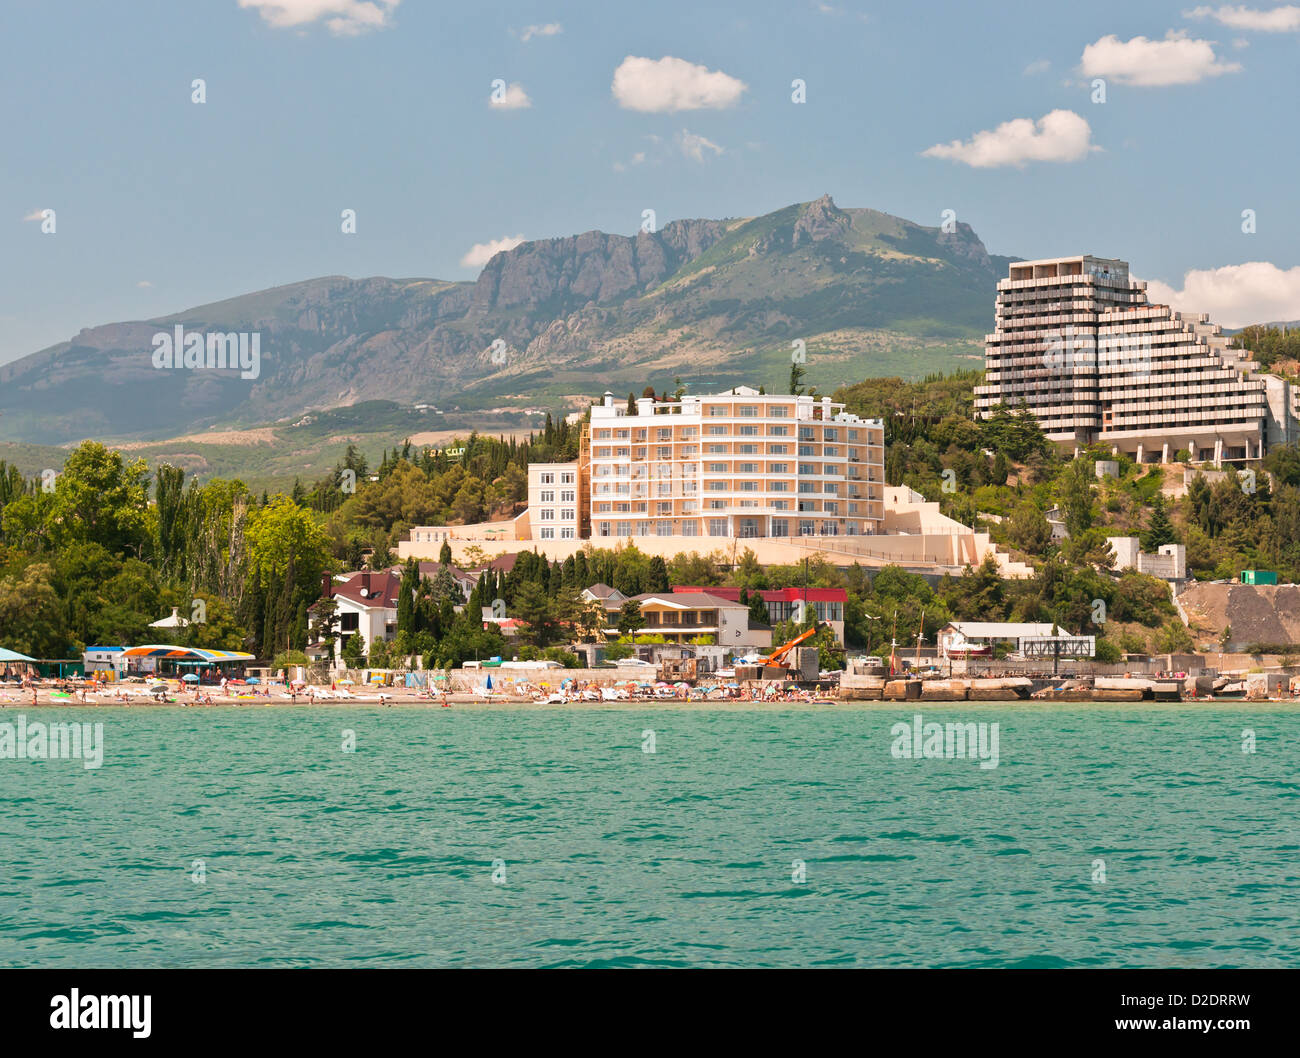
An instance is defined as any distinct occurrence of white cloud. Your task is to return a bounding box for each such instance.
[1080,31,1241,86]
[22,209,45,222]
[1143,262,1300,328]
[1185,5,1300,31]
[237,0,400,36]
[489,82,532,110]
[612,151,647,173]
[677,130,724,162]
[922,109,1096,168]
[519,22,562,42]
[460,234,525,269]
[611,55,747,112]
[1023,59,1051,75]
[137,280,153,288]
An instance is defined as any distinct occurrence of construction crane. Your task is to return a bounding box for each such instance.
[760,622,827,669]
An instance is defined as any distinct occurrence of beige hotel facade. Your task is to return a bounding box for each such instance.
[526,387,885,543]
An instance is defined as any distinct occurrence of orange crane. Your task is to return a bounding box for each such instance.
[760,622,826,669]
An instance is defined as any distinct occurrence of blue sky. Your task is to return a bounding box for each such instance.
[4,0,1299,362]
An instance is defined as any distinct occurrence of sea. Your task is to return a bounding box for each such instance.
[1,704,1295,968]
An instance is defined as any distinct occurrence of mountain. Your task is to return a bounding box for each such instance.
[0,195,1016,444]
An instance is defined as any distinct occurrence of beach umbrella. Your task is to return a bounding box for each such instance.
[338,678,354,685]
[485,674,493,690]
[181,673,199,682]
[246,677,259,684]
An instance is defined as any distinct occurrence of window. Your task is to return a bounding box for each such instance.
[540,473,555,484]
[770,463,788,474]
[658,429,672,440]
[824,428,838,441]
[768,444,788,455]
[540,490,554,503]
[560,527,575,539]
[708,462,727,473]
[561,472,575,484]
[769,425,789,436]
[540,527,554,539]
[561,509,575,521]
[682,521,698,537]
[657,446,672,459]
[738,463,759,473]
[709,519,728,536]
[799,464,816,475]
[708,406,726,416]
[656,520,673,536]
[738,405,758,417]
[799,445,816,456]
[770,481,788,492]
[737,444,759,454]
[738,424,759,436]
[707,425,728,435]
[657,502,672,515]
[772,519,789,537]
[561,490,575,502]
[770,406,790,418]
[540,509,554,520]
[739,481,758,491]
[824,446,839,456]
[707,444,728,454]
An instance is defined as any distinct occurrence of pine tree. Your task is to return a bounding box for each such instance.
[1142,494,1177,551]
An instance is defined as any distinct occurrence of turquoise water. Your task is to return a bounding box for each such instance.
[1,705,1296,967]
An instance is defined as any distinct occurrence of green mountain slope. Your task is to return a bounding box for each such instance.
[0,195,1014,444]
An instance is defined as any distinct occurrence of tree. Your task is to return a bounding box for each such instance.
[616,599,643,639]
[439,539,452,565]
[1007,500,1052,555]
[1059,459,1095,537]
[342,631,366,668]
[789,361,806,395]
[0,563,70,657]
[645,555,670,593]
[1141,494,1176,551]
[50,442,150,556]
[512,581,561,646]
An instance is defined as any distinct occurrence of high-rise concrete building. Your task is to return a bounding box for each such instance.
[974,255,1291,464]
[573,387,886,541]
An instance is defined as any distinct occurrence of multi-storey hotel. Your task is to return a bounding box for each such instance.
[974,255,1293,464]
[522,388,885,542]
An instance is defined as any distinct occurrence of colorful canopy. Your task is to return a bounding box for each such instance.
[121,645,255,662]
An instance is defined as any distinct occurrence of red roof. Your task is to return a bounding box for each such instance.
[331,570,402,609]
[672,585,846,603]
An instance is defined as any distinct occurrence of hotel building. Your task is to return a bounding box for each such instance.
[974,255,1293,464]
[562,387,885,541]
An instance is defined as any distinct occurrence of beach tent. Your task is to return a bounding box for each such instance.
[0,648,37,662]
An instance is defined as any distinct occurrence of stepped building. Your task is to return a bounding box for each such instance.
[974,255,1294,464]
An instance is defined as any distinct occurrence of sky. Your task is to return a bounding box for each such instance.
[3,0,1299,363]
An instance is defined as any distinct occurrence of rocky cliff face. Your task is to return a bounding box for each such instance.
[0,197,1011,443]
